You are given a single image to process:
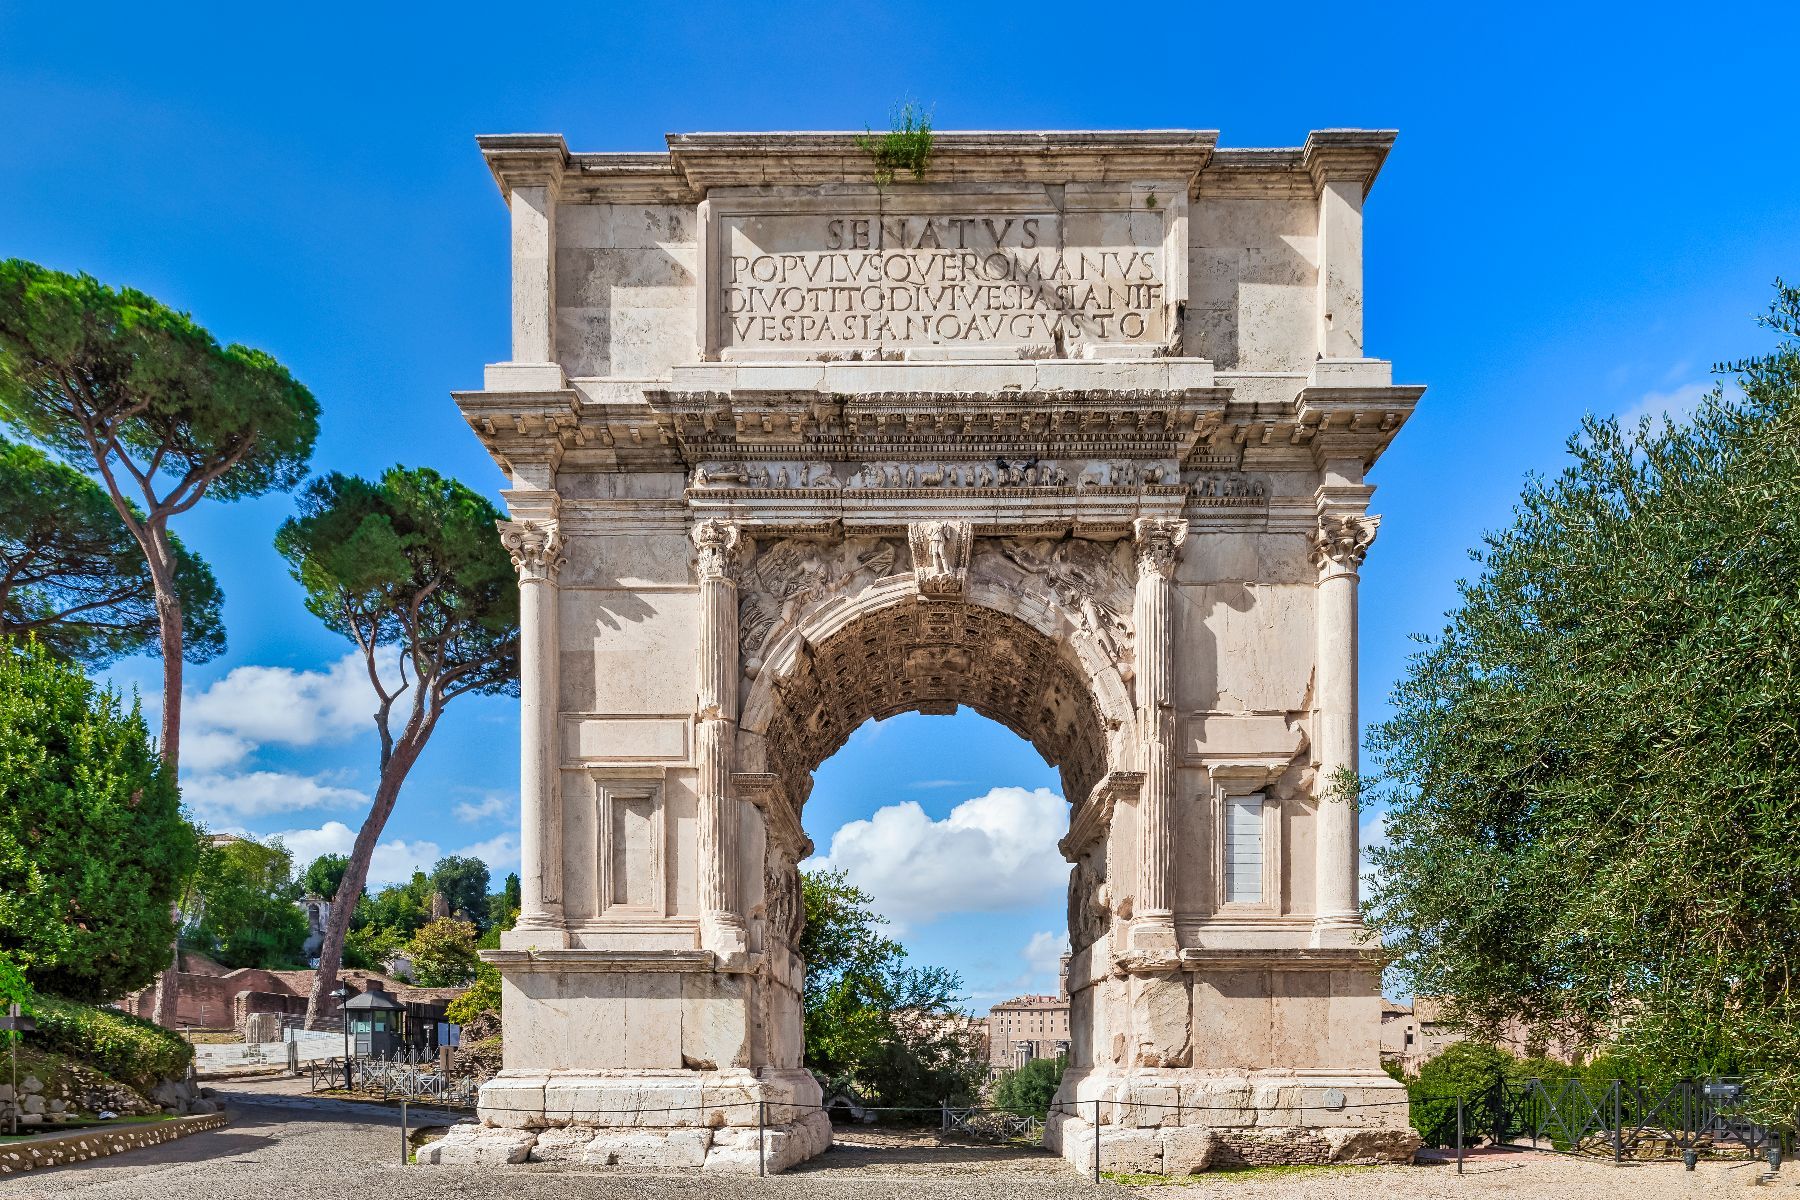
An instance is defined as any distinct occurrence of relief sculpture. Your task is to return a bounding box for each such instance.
[737,535,904,676]
[982,537,1138,681]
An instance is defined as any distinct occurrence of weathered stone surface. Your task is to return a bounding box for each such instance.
[526,1126,594,1162]
[417,1124,536,1166]
[1162,1126,1220,1175]
[582,1128,710,1168]
[1326,1126,1420,1164]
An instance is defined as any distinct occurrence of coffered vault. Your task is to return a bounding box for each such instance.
[426,127,1425,1174]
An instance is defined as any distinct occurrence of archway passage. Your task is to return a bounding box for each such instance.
[752,594,1112,817]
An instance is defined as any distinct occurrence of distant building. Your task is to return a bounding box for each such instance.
[298,894,332,964]
[1381,996,1582,1075]
[984,955,1072,1071]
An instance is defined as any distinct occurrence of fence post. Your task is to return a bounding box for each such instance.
[1620,1079,1634,1165]
[758,1099,767,1177]
[1093,1098,1102,1183]
[400,1099,409,1166]
[1455,1097,1464,1175]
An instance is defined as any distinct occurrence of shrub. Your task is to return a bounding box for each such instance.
[993,1056,1064,1118]
[0,640,196,1001]
[1408,1040,1511,1147]
[26,995,193,1092]
[445,963,500,1026]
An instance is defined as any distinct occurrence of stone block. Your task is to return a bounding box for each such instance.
[582,1128,711,1167]
[417,1124,536,1166]
[530,1126,596,1162]
[1130,975,1192,1068]
[1162,1126,1219,1175]
[1325,1127,1419,1164]
[478,1077,548,1129]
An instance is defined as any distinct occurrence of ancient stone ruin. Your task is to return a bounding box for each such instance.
[431,127,1422,1172]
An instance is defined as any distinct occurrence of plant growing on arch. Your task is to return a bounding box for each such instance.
[275,467,519,1028]
[855,101,934,191]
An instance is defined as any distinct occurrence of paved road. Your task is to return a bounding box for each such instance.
[6,1081,1107,1200]
[5,1080,1767,1199]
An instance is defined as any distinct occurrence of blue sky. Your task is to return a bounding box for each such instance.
[4,2,1797,1012]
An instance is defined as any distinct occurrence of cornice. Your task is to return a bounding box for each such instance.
[476,129,1397,203]
[1302,129,1398,198]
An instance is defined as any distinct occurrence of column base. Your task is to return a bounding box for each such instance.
[418,1068,830,1172]
[1127,914,1179,950]
[1045,1067,1417,1176]
[700,913,748,959]
[1308,914,1366,949]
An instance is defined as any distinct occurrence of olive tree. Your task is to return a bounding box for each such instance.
[275,466,518,1027]
[1366,281,1800,1121]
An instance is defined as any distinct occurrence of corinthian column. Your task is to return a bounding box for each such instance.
[1131,516,1187,949]
[693,519,747,957]
[1311,508,1379,939]
[499,517,566,942]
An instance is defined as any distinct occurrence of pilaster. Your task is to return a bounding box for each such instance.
[1128,515,1187,949]
[694,519,748,958]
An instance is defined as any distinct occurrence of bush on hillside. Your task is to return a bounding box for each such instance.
[993,1056,1064,1118]
[26,995,193,1092]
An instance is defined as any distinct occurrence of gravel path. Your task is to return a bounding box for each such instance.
[2,1080,1779,1200]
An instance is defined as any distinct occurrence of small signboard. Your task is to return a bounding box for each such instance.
[0,1016,34,1033]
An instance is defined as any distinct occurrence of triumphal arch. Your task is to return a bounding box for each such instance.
[438,128,1423,1172]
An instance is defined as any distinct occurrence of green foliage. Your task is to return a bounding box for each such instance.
[855,101,934,190]
[1367,281,1800,1123]
[342,923,403,973]
[0,640,194,1001]
[275,467,519,705]
[187,836,308,969]
[799,869,984,1106]
[1408,1041,1511,1147]
[356,870,434,939]
[24,994,192,1092]
[430,855,490,927]
[299,853,350,900]
[0,436,223,667]
[0,259,319,504]
[444,963,501,1026]
[993,1056,1064,1118]
[486,872,521,934]
[405,917,480,987]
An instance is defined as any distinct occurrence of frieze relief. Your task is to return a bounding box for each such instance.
[735,531,1142,692]
[690,459,1189,491]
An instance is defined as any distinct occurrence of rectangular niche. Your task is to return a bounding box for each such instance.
[591,769,667,917]
[1210,768,1284,917]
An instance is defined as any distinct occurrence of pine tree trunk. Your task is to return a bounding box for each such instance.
[305,733,428,1029]
[146,532,185,1029]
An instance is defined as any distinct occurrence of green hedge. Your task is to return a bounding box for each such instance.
[25,995,193,1092]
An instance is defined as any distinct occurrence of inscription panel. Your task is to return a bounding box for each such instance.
[709,188,1180,356]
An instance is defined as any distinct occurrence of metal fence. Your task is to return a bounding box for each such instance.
[1495,1077,1774,1161]
[310,1049,481,1108]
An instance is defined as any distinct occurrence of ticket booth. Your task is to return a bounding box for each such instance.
[344,982,406,1058]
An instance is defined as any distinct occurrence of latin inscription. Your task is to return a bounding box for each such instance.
[718,211,1168,352]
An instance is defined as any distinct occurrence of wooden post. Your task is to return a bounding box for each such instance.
[1456,1097,1465,1174]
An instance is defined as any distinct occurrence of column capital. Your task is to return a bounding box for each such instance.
[692,519,748,583]
[1311,512,1380,578]
[1132,516,1189,581]
[498,519,566,584]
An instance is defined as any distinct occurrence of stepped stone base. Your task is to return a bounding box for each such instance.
[420,1112,832,1172]
[419,1068,831,1173]
[1044,1069,1419,1176]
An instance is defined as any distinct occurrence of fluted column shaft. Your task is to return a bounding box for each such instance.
[1311,511,1379,933]
[694,521,747,955]
[500,519,565,937]
[1131,517,1187,944]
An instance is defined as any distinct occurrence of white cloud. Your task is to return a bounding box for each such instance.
[182,648,399,771]
[453,792,512,823]
[182,771,366,824]
[1021,930,1069,984]
[269,822,519,889]
[457,832,521,874]
[805,786,1070,928]
[1617,381,1712,428]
